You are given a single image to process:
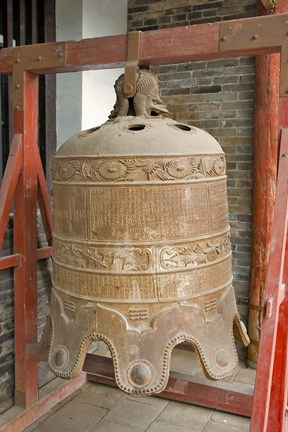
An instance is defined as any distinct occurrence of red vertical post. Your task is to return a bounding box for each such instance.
[279,98,288,130]
[13,71,39,408]
[247,0,288,367]
[266,295,288,431]
[250,129,288,431]
[266,114,288,430]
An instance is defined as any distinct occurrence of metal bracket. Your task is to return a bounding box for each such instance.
[261,0,277,14]
[13,42,66,111]
[265,284,286,319]
[220,14,288,96]
[123,31,141,98]
[265,297,274,319]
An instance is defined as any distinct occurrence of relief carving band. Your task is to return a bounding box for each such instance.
[47,69,249,396]
[160,235,231,270]
[52,155,226,184]
[53,240,152,272]
[53,232,231,274]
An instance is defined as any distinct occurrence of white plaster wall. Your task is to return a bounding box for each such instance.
[56,0,83,146]
[56,0,128,145]
[81,0,128,129]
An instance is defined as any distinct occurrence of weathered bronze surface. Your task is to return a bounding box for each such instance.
[48,70,249,395]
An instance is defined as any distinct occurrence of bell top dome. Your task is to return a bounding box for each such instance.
[56,116,223,158]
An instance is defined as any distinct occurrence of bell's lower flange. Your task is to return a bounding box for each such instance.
[47,285,248,396]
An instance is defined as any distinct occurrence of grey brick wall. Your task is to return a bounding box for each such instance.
[0,218,52,414]
[128,0,257,358]
[128,0,256,30]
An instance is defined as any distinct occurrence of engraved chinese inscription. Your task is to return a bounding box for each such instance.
[89,185,209,242]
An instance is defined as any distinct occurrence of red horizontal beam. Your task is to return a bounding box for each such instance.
[86,357,253,417]
[0,247,51,271]
[161,372,253,417]
[0,16,282,76]
[65,34,127,71]
[0,253,21,270]
[36,246,52,260]
[27,343,49,362]
[139,22,219,65]
[27,344,253,418]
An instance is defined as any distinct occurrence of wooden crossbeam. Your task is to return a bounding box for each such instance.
[26,344,253,418]
[0,134,22,250]
[0,15,286,77]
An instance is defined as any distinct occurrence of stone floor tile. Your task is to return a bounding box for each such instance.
[151,401,212,431]
[126,394,169,408]
[202,419,250,432]
[233,367,256,385]
[0,417,8,428]
[74,382,124,409]
[98,397,164,430]
[28,420,57,432]
[89,419,141,432]
[1,405,24,419]
[146,421,203,432]
[211,411,250,428]
[30,399,107,432]
[170,348,200,375]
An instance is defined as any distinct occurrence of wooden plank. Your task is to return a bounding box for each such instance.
[13,72,39,409]
[140,22,219,65]
[27,343,49,363]
[250,128,288,431]
[85,356,253,417]
[161,373,252,417]
[219,14,285,52]
[279,98,288,129]
[266,127,288,431]
[36,246,52,261]
[65,34,127,71]
[0,249,50,270]
[0,253,21,270]
[248,48,280,367]
[248,0,288,367]
[0,15,287,76]
[0,133,22,250]
[266,293,288,431]
[0,374,86,432]
[27,344,253,417]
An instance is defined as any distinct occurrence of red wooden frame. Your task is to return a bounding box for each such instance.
[0,14,287,432]
[250,129,288,431]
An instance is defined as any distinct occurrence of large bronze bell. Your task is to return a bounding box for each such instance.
[48,69,249,395]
